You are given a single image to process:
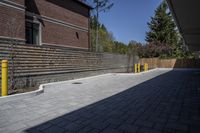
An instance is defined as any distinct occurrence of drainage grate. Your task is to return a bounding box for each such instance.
[72,82,82,84]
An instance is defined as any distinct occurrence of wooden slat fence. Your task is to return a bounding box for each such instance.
[140,58,200,69]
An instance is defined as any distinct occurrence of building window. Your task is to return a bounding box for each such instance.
[76,32,79,39]
[26,22,40,45]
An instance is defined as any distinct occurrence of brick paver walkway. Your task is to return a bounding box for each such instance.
[0,69,200,133]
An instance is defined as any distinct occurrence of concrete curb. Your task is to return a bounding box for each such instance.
[114,68,160,76]
[0,85,44,103]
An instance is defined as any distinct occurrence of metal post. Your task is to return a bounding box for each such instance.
[144,63,149,71]
[1,60,8,96]
[146,63,148,71]
[138,63,140,73]
[134,64,137,73]
[144,63,147,71]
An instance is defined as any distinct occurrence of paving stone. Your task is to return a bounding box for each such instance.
[165,122,189,132]
[42,125,65,133]
[25,128,42,133]
[138,127,161,133]
[189,126,200,133]
[76,126,93,133]
[36,122,52,131]
[90,121,110,130]
[134,119,154,128]
[106,118,124,126]
[0,70,199,133]
[63,122,85,132]
[101,128,123,133]
[153,123,165,130]
[118,124,139,133]
[56,119,72,128]
[4,123,27,132]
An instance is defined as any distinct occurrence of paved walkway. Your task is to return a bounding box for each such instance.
[0,69,200,133]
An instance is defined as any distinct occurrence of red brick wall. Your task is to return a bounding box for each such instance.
[42,21,89,48]
[14,0,24,5]
[25,0,90,49]
[0,5,25,39]
[26,0,89,28]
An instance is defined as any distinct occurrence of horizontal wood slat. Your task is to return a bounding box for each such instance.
[0,44,130,77]
[139,58,200,68]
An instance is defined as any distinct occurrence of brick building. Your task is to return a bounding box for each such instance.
[0,0,92,50]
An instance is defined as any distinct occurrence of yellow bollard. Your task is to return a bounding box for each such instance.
[137,63,140,73]
[1,60,8,96]
[144,63,147,71]
[134,64,137,73]
[146,63,148,71]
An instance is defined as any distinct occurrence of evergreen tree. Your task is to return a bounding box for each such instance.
[145,0,179,47]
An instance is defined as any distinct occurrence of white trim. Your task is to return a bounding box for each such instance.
[0,36,25,41]
[26,12,89,32]
[0,1,25,11]
[39,22,42,46]
[43,43,89,50]
[2,0,25,8]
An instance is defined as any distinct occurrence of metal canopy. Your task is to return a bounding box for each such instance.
[166,0,200,51]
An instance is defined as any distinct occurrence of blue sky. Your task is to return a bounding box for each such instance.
[89,0,163,44]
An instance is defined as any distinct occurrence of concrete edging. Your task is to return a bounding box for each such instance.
[0,85,44,103]
[115,68,160,76]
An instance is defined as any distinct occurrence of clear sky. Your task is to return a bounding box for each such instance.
[91,0,163,44]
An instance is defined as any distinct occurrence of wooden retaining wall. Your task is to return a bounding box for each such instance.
[140,58,200,69]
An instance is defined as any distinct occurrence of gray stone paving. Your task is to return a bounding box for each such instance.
[0,69,200,133]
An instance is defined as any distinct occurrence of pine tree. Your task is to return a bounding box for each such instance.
[145,0,179,47]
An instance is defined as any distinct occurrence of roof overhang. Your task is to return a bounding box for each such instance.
[75,0,93,9]
[166,0,200,51]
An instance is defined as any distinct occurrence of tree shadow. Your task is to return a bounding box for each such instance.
[25,70,200,133]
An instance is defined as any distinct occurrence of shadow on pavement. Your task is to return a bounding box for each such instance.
[25,70,200,133]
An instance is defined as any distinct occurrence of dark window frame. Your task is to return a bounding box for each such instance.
[25,21,40,45]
